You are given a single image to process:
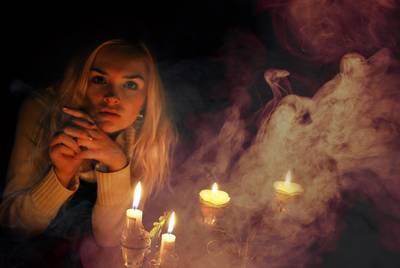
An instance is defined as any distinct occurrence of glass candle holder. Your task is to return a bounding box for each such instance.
[120,216,151,268]
[199,200,229,226]
[198,184,231,226]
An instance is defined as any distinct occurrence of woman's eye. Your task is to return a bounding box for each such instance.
[124,81,138,90]
[91,76,107,85]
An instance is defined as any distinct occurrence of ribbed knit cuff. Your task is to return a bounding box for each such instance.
[96,162,132,206]
[31,168,79,217]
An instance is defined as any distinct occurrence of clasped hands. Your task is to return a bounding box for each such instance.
[49,107,127,188]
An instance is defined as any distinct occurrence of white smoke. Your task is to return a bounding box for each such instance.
[154,48,400,267]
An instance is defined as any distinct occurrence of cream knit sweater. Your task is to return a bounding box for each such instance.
[0,97,134,247]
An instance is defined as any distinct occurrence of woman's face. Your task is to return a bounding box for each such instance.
[84,47,148,134]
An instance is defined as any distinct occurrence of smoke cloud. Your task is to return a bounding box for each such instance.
[261,0,400,64]
[149,48,400,267]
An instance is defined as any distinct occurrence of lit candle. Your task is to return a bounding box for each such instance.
[160,211,176,265]
[121,181,151,267]
[273,170,304,197]
[126,181,143,225]
[199,183,231,208]
[198,183,231,225]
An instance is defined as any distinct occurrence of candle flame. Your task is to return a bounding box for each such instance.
[212,182,218,192]
[167,211,175,233]
[132,181,142,209]
[284,170,292,185]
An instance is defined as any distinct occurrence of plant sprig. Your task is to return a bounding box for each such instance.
[149,211,172,239]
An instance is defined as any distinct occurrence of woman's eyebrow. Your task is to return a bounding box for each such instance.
[123,74,145,81]
[91,67,108,75]
[91,67,144,81]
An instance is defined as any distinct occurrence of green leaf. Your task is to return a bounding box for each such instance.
[149,211,172,239]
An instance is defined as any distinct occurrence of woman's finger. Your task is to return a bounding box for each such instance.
[77,149,99,161]
[50,144,76,157]
[62,107,95,124]
[72,118,97,130]
[50,133,81,154]
[64,126,93,140]
[76,138,98,149]
[71,120,103,141]
[87,129,102,139]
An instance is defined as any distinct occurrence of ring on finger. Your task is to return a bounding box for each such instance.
[87,129,99,140]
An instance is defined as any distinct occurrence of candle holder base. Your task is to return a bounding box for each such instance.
[274,192,301,213]
[120,219,151,268]
[121,245,151,268]
[160,252,179,268]
[146,252,179,268]
[199,202,228,227]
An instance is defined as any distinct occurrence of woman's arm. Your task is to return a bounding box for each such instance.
[60,108,135,246]
[91,163,133,247]
[0,97,79,235]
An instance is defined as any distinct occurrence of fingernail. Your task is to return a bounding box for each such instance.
[62,107,68,111]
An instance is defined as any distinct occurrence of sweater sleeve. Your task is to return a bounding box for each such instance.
[0,97,79,235]
[91,162,133,247]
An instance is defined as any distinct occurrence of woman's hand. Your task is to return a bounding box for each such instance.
[49,131,83,188]
[62,107,128,172]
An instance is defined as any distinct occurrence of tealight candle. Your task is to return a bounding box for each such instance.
[273,170,304,197]
[160,211,176,265]
[199,183,230,225]
[199,183,231,208]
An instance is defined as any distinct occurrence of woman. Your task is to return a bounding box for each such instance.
[0,39,175,247]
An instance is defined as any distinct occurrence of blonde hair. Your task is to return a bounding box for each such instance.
[35,39,176,199]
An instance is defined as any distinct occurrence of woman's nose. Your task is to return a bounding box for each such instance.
[103,94,120,105]
[102,84,121,105]
[103,88,121,105]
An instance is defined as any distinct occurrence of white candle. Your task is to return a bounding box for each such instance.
[127,181,143,224]
[160,211,176,264]
[126,208,143,225]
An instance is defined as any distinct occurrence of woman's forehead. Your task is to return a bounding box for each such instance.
[92,47,149,77]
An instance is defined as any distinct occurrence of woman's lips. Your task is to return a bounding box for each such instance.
[97,111,120,120]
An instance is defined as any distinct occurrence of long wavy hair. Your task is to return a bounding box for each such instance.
[34,39,176,199]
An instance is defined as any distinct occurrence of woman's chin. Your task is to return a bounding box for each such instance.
[97,122,123,135]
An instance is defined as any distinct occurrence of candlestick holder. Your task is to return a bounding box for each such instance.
[146,254,179,268]
[272,171,304,213]
[198,183,231,227]
[120,217,151,268]
[274,192,301,213]
[159,252,179,268]
[199,200,229,226]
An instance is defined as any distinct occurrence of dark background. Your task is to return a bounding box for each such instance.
[1,1,400,267]
[1,0,277,191]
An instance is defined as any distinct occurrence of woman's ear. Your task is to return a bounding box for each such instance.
[133,105,146,131]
